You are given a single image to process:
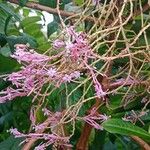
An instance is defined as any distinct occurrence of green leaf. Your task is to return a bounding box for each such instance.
[0,136,23,150]
[19,0,28,7]
[21,16,41,26]
[47,21,59,37]
[103,141,117,150]
[75,0,84,5]
[0,33,7,47]
[0,3,20,20]
[102,119,150,141]
[4,15,12,35]
[6,33,37,50]
[0,46,12,57]
[39,0,57,8]
[0,112,13,126]
[0,55,18,73]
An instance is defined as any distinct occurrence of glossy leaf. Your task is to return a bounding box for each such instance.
[47,21,59,37]
[102,119,150,141]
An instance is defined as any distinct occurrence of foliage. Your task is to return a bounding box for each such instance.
[0,0,150,150]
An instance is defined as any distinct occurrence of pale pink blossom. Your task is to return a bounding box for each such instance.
[34,123,47,131]
[9,128,71,149]
[9,128,24,138]
[30,107,36,126]
[35,144,46,150]
[47,68,57,77]
[53,39,65,49]
[11,45,49,64]
[81,108,109,130]
[0,87,27,103]
[65,27,92,62]
[70,71,80,79]
[92,0,100,5]
[62,74,72,82]
[42,108,51,116]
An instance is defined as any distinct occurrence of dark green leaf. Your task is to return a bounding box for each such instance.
[102,119,150,141]
[0,136,23,150]
[0,55,18,72]
[39,0,57,8]
[0,3,20,20]
[47,21,59,37]
[6,33,37,49]
[0,33,7,47]
[4,15,12,35]
[19,0,28,7]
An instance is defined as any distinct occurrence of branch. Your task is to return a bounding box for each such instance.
[7,0,150,26]
[7,0,97,23]
[131,136,150,150]
[109,80,149,90]
[76,75,108,150]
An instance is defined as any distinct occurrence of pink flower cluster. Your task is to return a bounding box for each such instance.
[30,108,62,131]
[0,87,27,103]
[11,44,49,64]
[9,106,109,149]
[9,108,72,149]
[0,26,109,149]
[81,107,109,130]
[0,43,81,103]
[53,26,106,98]
[53,26,92,62]
[9,128,72,149]
[0,27,107,103]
